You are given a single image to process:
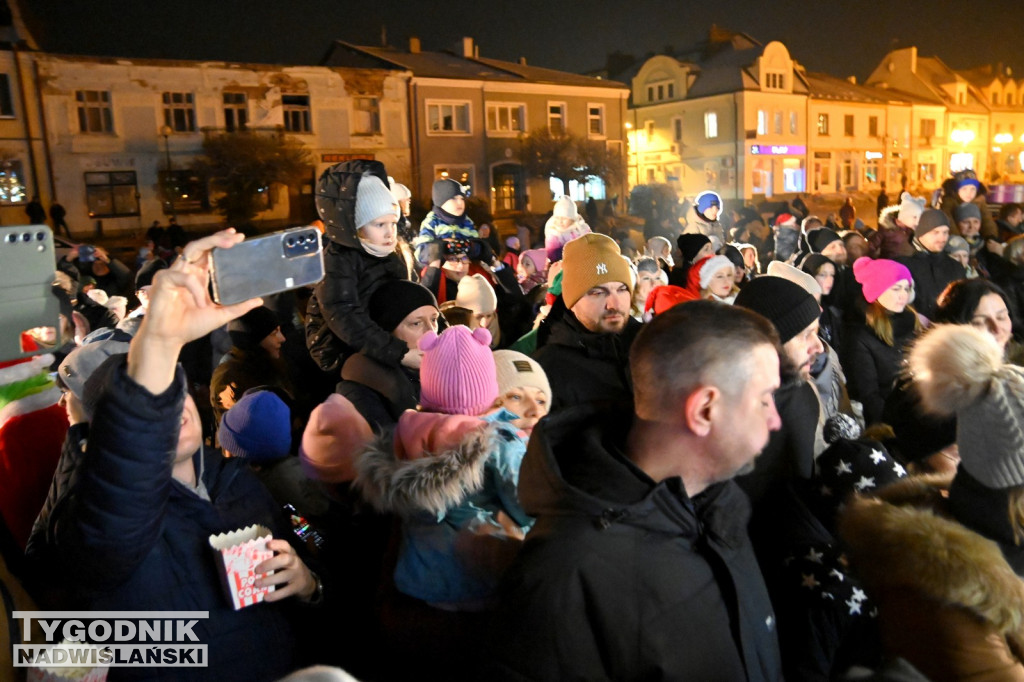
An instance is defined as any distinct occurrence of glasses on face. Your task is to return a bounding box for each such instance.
[445,255,469,264]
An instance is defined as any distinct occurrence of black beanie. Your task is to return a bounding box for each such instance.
[806,228,840,254]
[368,280,438,332]
[735,276,821,344]
[228,306,280,350]
[801,253,834,277]
[135,258,168,290]
[915,208,950,239]
[677,234,711,263]
[432,178,465,208]
[721,244,744,270]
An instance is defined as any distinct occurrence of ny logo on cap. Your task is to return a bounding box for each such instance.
[596,263,608,275]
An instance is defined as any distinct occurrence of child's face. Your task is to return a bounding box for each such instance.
[707,266,735,298]
[950,250,970,269]
[498,386,549,436]
[957,217,981,238]
[441,195,466,216]
[358,216,398,248]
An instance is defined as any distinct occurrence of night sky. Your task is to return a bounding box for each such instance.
[17,0,1024,82]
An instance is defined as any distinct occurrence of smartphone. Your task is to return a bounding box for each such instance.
[209,226,324,306]
[0,226,62,363]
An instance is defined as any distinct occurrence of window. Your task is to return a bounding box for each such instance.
[223,92,247,132]
[159,169,209,213]
[774,111,783,135]
[993,92,1000,105]
[757,110,767,136]
[844,115,854,137]
[765,71,785,90]
[865,157,879,183]
[486,103,525,135]
[958,92,966,105]
[76,90,113,133]
[426,101,470,134]
[841,159,853,187]
[0,74,13,117]
[647,86,654,102]
[548,102,566,134]
[353,97,381,135]
[283,94,312,133]
[644,120,654,139]
[0,159,26,203]
[918,163,936,183]
[657,85,664,100]
[789,111,798,135]
[673,116,683,143]
[84,171,139,217]
[704,111,718,139]
[667,83,674,99]
[920,118,936,138]
[817,113,829,136]
[587,104,605,137]
[433,166,473,194]
[162,92,195,133]
[646,168,656,183]
[868,116,878,137]
[1009,94,1016,106]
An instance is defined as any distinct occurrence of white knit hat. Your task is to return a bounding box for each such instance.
[897,192,926,226]
[389,177,412,202]
[766,260,822,298]
[493,350,552,403]
[355,174,399,229]
[552,195,578,220]
[698,255,734,290]
[455,274,497,315]
[910,324,1024,489]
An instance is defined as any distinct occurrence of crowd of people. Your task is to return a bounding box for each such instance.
[5,158,1024,681]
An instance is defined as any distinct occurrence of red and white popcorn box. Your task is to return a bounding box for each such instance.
[208,524,275,610]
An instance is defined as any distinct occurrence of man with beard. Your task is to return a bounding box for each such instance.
[488,301,784,680]
[533,233,640,411]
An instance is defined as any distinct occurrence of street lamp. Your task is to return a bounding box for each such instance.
[160,124,177,221]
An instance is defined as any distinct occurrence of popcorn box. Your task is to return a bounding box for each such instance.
[27,640,108,682]
[209,524,275,610]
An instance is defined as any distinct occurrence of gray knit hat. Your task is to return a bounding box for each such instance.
[355,174,399,229]
[909,324,1024,489]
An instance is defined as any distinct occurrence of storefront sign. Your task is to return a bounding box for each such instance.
[750,145,806,156]
[320,153,375,163]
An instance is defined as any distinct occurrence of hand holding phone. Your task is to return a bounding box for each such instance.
[209,226,325,306]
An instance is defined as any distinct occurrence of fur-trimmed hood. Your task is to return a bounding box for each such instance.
[353,414,504,518]
[840,474,1024,638]
[878,204,901,230]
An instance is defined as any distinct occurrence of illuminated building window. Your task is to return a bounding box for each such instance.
[817,113,829,136]
[486,103,526,135]
[0,159,26,204]
[548,102,567,134]
[588,104,605,137]
[704,111,718,139]
[84,171,139,217]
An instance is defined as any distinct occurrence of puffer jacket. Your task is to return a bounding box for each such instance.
[354,409,529,608]
[841,474,1024,681]
[413,210,477,267]
[870,206,914,259]
[26,361,303,681]
[486,406,783,681]
[896,244,966,321]
[843,309,920,426]
[939,177,998,240]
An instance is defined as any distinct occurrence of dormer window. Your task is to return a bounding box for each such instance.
[764,71,786,91]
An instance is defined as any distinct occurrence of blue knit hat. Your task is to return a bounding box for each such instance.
[218,390,291,461]
[695,190,722,217]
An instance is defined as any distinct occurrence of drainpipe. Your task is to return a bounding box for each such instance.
[407,76,420,199]
[30,57,56,200]
[11,43,41,199]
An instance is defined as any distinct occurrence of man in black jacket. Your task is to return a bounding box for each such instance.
[897,208,966,320]
[533,233,641,412]
[489,301,784,681]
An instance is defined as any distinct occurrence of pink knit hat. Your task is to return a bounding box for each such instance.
[418,325,498,416]
[853,257,913,303]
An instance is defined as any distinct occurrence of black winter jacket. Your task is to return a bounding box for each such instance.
[532,313,641,412]
[27,361,303,681]
[337,351,420,433]
[843,309,919,426]
[487,407,783,681]
[896,248,966,321]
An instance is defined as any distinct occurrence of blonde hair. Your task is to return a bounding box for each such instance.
[1010,487,1024,545]
[865,300,923,346]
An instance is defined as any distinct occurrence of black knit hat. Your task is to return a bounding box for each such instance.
[801,253,834,277]
[228,306,280,350]
[432,178,466,208]
[677,234,710,263]
[806,228,841,254]
[720,244,744,270]
[734,276,821,344]
[368,280,439,333]
[915,208,950,239]
[135,258,168,290]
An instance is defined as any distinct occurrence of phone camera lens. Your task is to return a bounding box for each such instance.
[5,233,15,243]
[286,237,295,247]
[36,232,45,241]
[21,232,31,242]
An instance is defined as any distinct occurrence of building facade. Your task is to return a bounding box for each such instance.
[324,37,629,215]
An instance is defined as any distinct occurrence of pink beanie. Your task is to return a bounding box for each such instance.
[520,249,548,272]
[418,325,498,415]
[853,257,913,303]
[299,394,374,483]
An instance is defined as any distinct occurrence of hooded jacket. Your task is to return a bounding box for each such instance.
[896,243,966,321]
[532,312,641,412]
[939,177,998,240]
[486,407,783,681]
[305,162,411,374]
[355,409,529,607]
[841,474,1024,681]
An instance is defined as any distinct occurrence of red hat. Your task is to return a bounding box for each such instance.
[644,285,696,318]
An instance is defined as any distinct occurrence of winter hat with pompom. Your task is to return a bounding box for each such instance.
[909,324,1024,489]
[897,192,926,226]
[418,325,498,415]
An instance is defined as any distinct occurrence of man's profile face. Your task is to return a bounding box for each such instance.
[571,282,631,334]
[710,344,782,479]
[820,240,848,265]
[783,318,824,381]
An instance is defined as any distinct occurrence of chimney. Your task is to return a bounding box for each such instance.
[409,36,421,53]
[518,57,527,66]
[462,37,474,58]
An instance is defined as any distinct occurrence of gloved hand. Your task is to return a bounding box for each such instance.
[468,238,495,264]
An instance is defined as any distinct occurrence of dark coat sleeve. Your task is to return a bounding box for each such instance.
[844,328,887,426]
[315,245,410,368]
[50,359,185,590]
